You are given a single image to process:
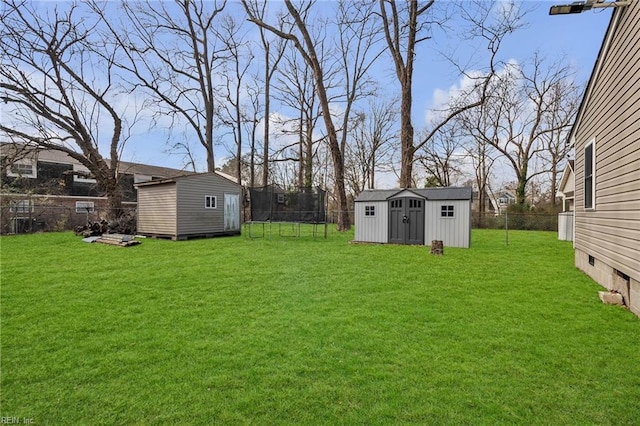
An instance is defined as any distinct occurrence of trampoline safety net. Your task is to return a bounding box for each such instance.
[249,185,326,223]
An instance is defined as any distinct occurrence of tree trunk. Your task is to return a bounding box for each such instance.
[304,119,313,188]
[263,45,271,187]
[550,168,558,207]
[106,183,124,220]
[516,174,527,206]
[250,124,256,187]
[399,84,415,188]
[205,122,215,172]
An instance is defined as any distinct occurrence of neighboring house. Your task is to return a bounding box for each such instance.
[0,143,191,233]
[354,187,472,248]
[472,190,498,214]
[136,173,243,240]
[556,160,575,212]
[557,160,575,241]
[568,2,640,316]
[494,191,516,214]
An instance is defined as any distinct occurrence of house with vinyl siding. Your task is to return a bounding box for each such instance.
[354,187,472,248]
[568,1,640,316]
[136,173,242,240]
[0,142,191,233]
[556,160,575,241]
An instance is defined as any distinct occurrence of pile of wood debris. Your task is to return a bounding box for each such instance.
[82,233,140,247]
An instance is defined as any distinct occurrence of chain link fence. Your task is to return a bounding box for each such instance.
[325,211,558,232]
[1,204,136,235]
[326,210,353,225]
[473,212,558,232]
[2,205,560,235]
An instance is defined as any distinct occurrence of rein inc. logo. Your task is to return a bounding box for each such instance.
[0,417,34,424]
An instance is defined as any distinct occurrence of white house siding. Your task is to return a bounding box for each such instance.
[176,174,241,237]
[137,183,177,236]
[573,3,640,315]
[424,200,471,248]
[354,201,388,243]
[557,163,575,212]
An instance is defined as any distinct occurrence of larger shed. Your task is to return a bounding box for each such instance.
[354,187,472,248]
[136,173,242,240]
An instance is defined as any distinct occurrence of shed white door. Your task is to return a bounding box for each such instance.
[224,193,240,231]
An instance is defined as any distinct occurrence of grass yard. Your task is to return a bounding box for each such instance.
[1,228,639,424]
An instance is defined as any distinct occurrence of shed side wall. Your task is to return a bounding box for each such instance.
[176,174,242,236]
[137,183,177,235]
[424,200,470,248]
[354,201,388,243]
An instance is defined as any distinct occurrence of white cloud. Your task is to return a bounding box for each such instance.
[424,59,520,125]
[424,71,483,124]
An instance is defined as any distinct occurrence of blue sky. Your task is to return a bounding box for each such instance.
[412,1,612,129]
[118,1,613,174]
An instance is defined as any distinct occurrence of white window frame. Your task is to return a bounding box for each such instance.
[205,195,217,209]
[440,205,455,218]
[364,205,376,217]
[134,174,153,184]
[584,138,596,210]
[10,199,34,213]
[73,164,97,183]
[75,201,95,213]
[7,161,37,179]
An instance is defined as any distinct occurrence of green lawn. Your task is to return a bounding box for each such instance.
[1,229,639,424]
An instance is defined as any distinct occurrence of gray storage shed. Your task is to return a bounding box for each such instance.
[354,187,472,248]
[136,172,242,240]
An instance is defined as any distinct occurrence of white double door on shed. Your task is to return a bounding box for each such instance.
[223,193,240,231]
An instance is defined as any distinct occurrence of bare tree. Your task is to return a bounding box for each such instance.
[416,123,464,187]
[335,0,385,157]
[243,0,290,187]
[216,14,254,185]
[454,102,499,215]
[344,98,398,195]
[242,79,264,188]
[273,44,325,189]
[0,1,133,217]
[242,0,351,230]
[93,0,227,172]
[378,0,434,187]
[539,78,581,207]
[380,0,524,187]
[461,54,580,206]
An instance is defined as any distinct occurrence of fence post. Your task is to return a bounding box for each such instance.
[505,210,509,246]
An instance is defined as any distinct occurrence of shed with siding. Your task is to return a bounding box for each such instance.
[566,0,640,316]
[136,173,242,240]
[354,187,472,248]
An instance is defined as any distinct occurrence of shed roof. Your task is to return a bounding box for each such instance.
[354,187,472,202]
[135,172,241,188]
[354,189,399,202]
